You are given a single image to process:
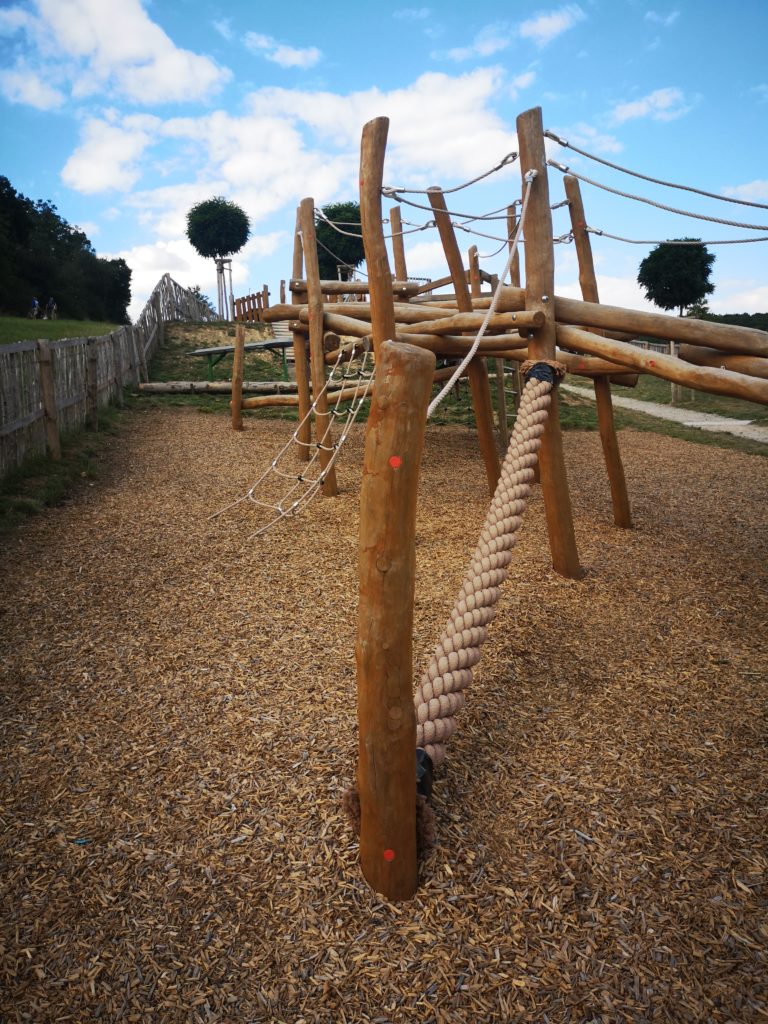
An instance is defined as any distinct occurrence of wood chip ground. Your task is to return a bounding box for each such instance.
[1,409,766,1023]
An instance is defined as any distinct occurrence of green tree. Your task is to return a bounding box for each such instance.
[637,239,715,316]
[315,201,365,281]
[186,196,250,259]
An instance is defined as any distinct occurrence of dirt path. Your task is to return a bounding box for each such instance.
[1,408,766,1023]
[562,382,768,444]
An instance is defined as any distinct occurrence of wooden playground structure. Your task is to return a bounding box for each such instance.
[227,107,767,901]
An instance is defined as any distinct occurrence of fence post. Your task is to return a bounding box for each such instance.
[356,339,435,902]
[112,332,125,408]
[86,339,99,429]
[136,326,149,383]
[37,340,61,460]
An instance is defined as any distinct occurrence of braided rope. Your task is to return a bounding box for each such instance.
[382,153,518,197]
[586,226,768,246]
[544,130,768,211]
[547,161,768,231]
[414,374,553,766]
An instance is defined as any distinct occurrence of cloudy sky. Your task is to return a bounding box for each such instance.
[1,0,767,320]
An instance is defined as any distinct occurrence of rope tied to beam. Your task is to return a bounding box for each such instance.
[414,366,559,767]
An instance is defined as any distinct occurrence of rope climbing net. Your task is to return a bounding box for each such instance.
[211,347,374,537]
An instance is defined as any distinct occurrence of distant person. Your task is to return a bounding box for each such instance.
[29,297,39,319]
[46,297,57,320]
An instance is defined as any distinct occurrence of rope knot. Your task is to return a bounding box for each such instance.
[521,359,567,384]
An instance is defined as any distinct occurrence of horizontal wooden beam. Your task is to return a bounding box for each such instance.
[678,345,768,380]
[557,324,768,404]
[289,279,420,297]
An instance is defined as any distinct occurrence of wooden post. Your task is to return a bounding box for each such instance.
[469,245,508,449]
[564,175,632,529]
[299,197,338,497]
[291,211,313,462]
[389,205,409,283]
[111,332,124,408]
[428,187,500,494]
[36,340,61,460]
[154,292,165,348]
[280,280,286,304]
[359,118,397,356]
[517,106,581,579]
[356,339,435,902]
[262,284,269,311]
[86,339,99,430]
[231,324,245,431]
[507,205,523,411]
[135,326,149,383]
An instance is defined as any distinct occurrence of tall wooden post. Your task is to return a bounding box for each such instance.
[428,187,500,494]
[111,332,124,408]
[389,205,408,283]
[37,340,61,460]
[563,175,632,528]
[280,280,286,304]
[86,339,99,430]
[469,246,508,449]
[291,210,313,462]
[231,324,245,431]
[507,205,523,411]
[360,118,397,356]
[356,340,435,902]
[299,198,338,496]
[516,106,582,579]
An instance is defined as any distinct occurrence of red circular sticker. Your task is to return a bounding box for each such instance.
[383,849,395,861]
[389,456,402,469]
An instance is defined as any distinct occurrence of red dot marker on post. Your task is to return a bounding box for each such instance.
[383,849,396,862]
[389,455,402,469]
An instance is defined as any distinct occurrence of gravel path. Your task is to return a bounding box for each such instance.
[1,409,766,1023]
[561,383,768,443]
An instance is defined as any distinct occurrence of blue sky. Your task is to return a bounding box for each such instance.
[1,0,766,320]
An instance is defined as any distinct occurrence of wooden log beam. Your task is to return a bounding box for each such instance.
[291,209,312,461]
[517,105,581,579]
[360,118,397,356]
[299,198,338,495]
[556,324,768,405]
[428,186,500,493]
[678,345,768,380]
[390,205,408,282]
[564,174,632,529]
[356,340,435,902]
[405,310,543,336]
[140,380,304,394]
[240,384,368,409]
[289,279,420,297]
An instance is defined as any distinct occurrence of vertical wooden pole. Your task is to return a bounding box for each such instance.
[507,205,523,411]
[262,284,269,310]
[154,293,165,348]
[280,280,286,304]
[299,197,338,497]
[111,332,124,408]
[470,245,508,449]
[517,106,582,579]
[428,187,500,494]
[563,174,632,528]
[231,323,245,431]
[389,205,408,283]
[360,118,397,356]
[37,340,61,460]
[86,339,99,430]
[356,339,435,902]
[291,210,312,461]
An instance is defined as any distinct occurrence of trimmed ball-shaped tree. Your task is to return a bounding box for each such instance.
[637,239,715,317]
[186,196,250,259]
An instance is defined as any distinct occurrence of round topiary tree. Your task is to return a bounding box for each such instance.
[315,201,365,281]
[186,196,250,258]
[186,197,250,319]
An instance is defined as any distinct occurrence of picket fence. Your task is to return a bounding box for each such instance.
[0,274,211,479]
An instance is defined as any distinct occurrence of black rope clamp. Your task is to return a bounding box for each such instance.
[524,361,558,385]
[416,747,433,800]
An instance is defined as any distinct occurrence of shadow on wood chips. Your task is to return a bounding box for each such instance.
[1,408,766,1023]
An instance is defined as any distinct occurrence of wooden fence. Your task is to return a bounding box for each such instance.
[0,274,211,479]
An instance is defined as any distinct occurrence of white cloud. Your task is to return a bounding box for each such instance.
[444,22,514,61]
[213,18,234,42]
[0,0,231,106]
[244,32,321,69]
[557,273,658,313]
[645,10,680,27]
[62,115,160,193]
[709,280,768,315]
[0,65,65,109]
[610,87,690,124]
[722,180,768,202]
[554,121,623,155]
[519,4,586,47]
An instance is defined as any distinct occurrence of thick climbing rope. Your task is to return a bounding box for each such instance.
[547,161,768,232]
[543,129,768,211]
[414,366,557,767]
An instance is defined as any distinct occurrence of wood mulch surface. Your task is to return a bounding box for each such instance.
[1,408,766,1024]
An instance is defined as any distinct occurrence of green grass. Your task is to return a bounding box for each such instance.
[629,373,768,425]
[0,404,126,542]
[0,316,123,346]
